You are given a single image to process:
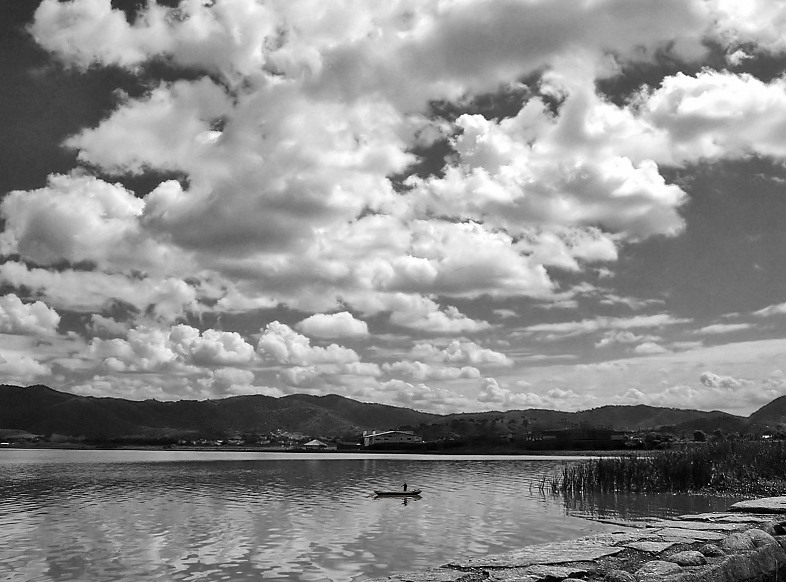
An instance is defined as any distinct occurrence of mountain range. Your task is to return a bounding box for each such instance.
[1,384,784,441]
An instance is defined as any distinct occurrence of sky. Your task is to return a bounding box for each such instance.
[3,0,786,416]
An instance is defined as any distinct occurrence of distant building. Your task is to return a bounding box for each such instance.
[303,439,329,449]
[363,430,423,447]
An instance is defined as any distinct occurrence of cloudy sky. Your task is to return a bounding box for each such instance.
[3,0,786,415]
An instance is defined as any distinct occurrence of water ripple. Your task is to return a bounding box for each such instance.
[0,452,741,582]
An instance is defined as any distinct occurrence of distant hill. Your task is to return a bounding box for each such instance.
[0,384,772,441]
[0,384,439,439]
[573,405,744,432]
[747,395,786,430]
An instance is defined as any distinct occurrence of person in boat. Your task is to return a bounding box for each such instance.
[403,482,407,492]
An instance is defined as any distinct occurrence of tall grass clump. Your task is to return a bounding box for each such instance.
[555,440,786,495]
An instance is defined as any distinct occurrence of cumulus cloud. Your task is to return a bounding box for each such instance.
[477,377,584,411]
[596,331,660,348]
[169,325,256,366]
[700,371,752,390]
[382,360,480,382]
[694,323,753,335]
[16,0,786,408]
[0,294,60,336]
[373,378,472,413]
[295,312,369,339]
[0,173,175,273]
[633,341,670,355]
[0,352,51,382]
[257,322,360,366]
[350,293,490,334]
[525,314,689,339]
[410,340,513,367]
[613,373,781,414]
[0,262,201,323]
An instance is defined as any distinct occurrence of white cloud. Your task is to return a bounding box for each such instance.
[709,0,786,55]
[65,79,232,175]
[0,262,201,323]
[694,323,753,335]
[257,322,360,366]
[0,294,60,336]
[382,360,480,381]
[89,327,180,373]
[0,352,51,382]
[295,312,369,339]
[476,377,585,411]
[633,341,670,355]
[754,302,786,317]
[596,331,660,348]
[524,313,689,338]
[700,371,752,390]
[410,340,513,367]
[170,325,256,366]
[372,378,472,413]
[640,71,786,164]
[0,173,176,274]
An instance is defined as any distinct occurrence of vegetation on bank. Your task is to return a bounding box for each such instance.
[549,440,786,496]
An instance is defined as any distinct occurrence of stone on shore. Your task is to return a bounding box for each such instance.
[720,531,757,552]
[364,502,786,582]
[448,533,630,569]
[605,569,636,582]
[634,559,684,581]
[366,567,484,582]
[666,550,707,566]
[697,543,725,557]
[648,527,726,541]
[624,540,678,553]
[730,496,786,513]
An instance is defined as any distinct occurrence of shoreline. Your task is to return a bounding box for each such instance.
[364,497,786,582]
[0,443,637,456]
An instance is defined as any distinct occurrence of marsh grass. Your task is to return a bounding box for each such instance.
[553,440,786,495]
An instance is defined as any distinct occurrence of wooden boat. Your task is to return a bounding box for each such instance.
[373,489,421,497]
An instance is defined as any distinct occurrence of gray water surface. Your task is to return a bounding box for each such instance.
[0,450,741,581]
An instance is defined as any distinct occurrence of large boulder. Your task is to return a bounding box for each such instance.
[666,551,707,567]
[634,560,683,582]
[721,532,757,552]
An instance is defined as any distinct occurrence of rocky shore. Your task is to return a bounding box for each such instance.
[365,497,786,582]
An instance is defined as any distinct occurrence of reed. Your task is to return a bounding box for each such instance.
[555,440,786,494]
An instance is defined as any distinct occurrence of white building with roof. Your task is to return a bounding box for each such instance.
[362,430,423,447]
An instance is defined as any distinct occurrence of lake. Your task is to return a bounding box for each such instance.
[0,450,743,581]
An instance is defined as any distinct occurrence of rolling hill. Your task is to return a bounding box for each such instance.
[0,384,774,441]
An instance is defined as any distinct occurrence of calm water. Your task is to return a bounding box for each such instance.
[0,450,743,582]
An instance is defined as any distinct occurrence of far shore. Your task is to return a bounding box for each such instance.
[0,442,638,456]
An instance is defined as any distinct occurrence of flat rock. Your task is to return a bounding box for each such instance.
[362,567,483,582]
[634,560,683,581]
[647,527,726,542]
[666,550,707,566]
[644,519,742,532]
[521,564,591,579]
[487,572,541,582]
[730,496,786,513]
[449,534,631,569]
[624,541,677,553]
[679,512,774,524]
[488,564,587,582]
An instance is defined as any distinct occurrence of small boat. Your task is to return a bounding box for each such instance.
[373,489,421,497]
